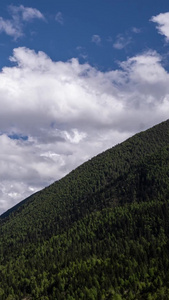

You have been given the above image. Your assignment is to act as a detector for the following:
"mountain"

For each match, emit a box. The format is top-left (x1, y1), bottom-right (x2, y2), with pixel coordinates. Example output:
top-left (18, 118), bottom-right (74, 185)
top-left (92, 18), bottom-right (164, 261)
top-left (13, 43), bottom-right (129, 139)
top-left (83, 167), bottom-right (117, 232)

top-left (1, 120), bottom-right (169, 299)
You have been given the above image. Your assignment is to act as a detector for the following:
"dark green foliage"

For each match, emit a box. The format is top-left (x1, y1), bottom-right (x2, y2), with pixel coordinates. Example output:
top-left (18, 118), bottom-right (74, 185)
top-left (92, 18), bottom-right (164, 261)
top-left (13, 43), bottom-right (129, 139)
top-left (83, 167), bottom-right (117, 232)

top-left (1, 119), bottom-right (169, 299)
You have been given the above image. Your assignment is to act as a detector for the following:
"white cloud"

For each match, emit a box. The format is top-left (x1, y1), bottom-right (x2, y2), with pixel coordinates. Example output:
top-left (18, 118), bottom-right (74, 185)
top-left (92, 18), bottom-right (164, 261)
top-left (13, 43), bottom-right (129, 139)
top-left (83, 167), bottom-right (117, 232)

top-left (0, 47), bottom-right (169, 214)
top-left (9, 5), bottom-right (45, 22)
top-left (132, 27), bottom-right (141, 34)
top-left (0, 5), bottom-right (45, 40)
top-left (55, 12), bottom-right (64, 25)
top-left (151, 12), bottom-right (169, 41)
top-left (0, 17), bottom-right (22, 39)
top-left (113, 34), bottom-right (132, 49)
top-left (92, 34), bottom-right (101, 45)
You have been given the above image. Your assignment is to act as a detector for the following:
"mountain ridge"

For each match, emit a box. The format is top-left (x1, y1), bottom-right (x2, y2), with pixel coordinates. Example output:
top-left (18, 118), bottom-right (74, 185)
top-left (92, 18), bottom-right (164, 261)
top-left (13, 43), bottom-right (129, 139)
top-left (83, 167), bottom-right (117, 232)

top-left (0, 119), bottom-right (169, 299)
top-left (1, 119), bottom-right (169, 221)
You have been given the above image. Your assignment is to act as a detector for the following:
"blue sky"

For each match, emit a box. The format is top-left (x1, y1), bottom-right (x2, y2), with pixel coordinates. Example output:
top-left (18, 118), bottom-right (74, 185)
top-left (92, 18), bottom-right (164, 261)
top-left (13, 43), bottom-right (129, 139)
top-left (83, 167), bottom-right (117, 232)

top-left (0, 0), bottom-right (169, 70)
top-left (0, 0), bottom-right (169, 214)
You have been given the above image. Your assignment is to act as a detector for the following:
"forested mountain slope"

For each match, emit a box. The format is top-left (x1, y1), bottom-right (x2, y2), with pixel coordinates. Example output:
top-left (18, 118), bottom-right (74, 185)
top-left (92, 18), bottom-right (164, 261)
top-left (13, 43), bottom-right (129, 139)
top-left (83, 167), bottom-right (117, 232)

top-left (0, 120), bottom-right (169, 299)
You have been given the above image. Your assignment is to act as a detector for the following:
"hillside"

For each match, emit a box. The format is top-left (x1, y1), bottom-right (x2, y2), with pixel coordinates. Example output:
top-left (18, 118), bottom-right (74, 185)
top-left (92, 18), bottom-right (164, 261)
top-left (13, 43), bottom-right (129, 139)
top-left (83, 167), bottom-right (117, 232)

top-left (0, 120), bottom-right (169, 299)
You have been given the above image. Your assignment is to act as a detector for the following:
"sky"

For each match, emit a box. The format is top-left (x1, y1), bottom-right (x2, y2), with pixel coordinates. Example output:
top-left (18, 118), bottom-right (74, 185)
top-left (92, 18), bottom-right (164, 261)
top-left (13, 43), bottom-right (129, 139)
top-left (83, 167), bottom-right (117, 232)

top-left (0, 0), bottom-right (169, 214)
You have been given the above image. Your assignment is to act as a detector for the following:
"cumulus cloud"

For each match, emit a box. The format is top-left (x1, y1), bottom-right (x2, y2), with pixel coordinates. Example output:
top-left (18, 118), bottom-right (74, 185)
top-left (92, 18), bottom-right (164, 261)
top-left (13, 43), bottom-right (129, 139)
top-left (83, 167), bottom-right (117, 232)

top-left (92, 34), bottom-right (101, 45)
top-left (0, 5), bottom-right (45, 39)
top-left (0, 47), bottom-right (169, 214)
top-left (151, 12), bottom-right (169, 41)
top-left (55, 12), bottom-right (64, 25)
